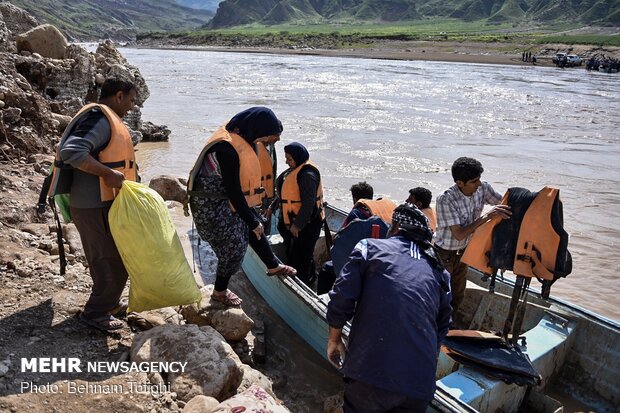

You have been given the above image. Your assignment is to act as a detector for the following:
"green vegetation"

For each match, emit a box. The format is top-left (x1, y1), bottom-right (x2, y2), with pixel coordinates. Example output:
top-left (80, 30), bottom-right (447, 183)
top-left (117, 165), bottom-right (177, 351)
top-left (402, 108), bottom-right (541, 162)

top-left (535, 35), bottom-right (620, 47)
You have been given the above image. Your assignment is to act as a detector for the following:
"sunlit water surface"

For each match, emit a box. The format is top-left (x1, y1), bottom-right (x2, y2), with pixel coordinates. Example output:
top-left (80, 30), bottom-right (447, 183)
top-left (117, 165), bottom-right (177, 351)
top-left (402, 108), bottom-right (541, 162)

top-left (122, 47), bottom-right (620, 322)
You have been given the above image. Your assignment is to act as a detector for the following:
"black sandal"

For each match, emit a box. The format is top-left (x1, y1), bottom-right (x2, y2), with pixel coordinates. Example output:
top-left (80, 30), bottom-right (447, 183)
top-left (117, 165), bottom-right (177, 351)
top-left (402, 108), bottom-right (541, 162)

top-left (79, 312), bottom-right (124, 333)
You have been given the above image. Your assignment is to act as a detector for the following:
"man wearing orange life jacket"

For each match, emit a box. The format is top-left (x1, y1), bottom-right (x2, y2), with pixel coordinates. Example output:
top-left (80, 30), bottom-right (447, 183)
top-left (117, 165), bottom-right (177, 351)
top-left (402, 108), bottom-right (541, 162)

top-left (340, 181), bottom-right (374, 229)
top-left (50, 77), bottom-right (138, 333)
top-left (275, 142), bottom-right (325, 286)
top-left (407, 187), bottom-right (437, 233)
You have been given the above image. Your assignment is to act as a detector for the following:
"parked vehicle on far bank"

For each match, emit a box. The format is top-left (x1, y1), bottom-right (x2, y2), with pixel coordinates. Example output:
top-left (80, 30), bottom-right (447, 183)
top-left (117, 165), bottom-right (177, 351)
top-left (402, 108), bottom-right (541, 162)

top-left (552, 52), bottom-right (583, 68)
top-left (552, 52), bottom-right (567, 65)
top-left (567, 55), bottom-right (582, 66)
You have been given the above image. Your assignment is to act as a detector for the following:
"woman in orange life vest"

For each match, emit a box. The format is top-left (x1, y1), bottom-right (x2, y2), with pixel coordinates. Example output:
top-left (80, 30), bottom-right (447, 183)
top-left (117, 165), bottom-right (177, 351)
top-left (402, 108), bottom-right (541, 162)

top-left (188, 107), bottom-right (296, 307)
top-left (274, 142), bottom-right (325, 286)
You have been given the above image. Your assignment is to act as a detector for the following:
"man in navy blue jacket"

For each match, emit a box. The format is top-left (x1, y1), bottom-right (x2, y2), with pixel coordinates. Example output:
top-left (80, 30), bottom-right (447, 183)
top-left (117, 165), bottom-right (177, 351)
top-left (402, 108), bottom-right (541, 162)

top-left (327, 203), bottom-right (452, 413)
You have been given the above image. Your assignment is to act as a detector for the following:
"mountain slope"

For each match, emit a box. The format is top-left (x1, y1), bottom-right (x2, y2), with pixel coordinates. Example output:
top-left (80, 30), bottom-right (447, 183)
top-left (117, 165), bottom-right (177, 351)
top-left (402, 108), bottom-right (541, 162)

top-left (7, 0), bottom-right (213, 40)
top-left (175, 0), bottom-right (221, 12)
top-left (208, 0), bottom-right (620, 28)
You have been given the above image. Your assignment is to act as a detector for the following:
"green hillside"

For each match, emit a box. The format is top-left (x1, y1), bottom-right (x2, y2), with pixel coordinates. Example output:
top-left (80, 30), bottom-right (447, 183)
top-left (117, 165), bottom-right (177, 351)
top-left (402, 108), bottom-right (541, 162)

top-left (7, 0), bottom-right (213, 40)
top-left (207, 0), bottom-right (620, 28)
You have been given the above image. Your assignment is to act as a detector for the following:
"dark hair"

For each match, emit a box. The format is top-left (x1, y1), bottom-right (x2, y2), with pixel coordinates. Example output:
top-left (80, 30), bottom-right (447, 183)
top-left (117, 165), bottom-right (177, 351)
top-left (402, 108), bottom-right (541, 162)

top-left (350, 181), bottom-right (373, 201)
top-left (408, 187), bottom-right (432, 208)
top-left (99, 77), bottom-right (136, 100)
top-left (451, 157), bottom-right (484, 183)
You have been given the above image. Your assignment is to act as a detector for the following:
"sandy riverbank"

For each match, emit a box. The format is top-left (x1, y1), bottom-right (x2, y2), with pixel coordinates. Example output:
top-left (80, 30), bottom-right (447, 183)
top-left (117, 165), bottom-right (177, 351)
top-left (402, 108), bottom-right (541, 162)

top-left (135, 38), bottom-right (620, 67)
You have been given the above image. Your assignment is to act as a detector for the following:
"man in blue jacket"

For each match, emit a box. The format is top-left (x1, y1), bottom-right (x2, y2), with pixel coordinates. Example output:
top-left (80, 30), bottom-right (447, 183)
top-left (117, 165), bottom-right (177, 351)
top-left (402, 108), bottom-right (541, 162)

top-left (327, 203), bottom-right (452, 412)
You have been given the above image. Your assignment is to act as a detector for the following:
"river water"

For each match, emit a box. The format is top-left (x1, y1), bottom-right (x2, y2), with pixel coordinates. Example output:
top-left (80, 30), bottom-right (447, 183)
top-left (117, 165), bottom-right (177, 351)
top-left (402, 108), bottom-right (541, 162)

top-left (121, 47), bottom-right (620, 323)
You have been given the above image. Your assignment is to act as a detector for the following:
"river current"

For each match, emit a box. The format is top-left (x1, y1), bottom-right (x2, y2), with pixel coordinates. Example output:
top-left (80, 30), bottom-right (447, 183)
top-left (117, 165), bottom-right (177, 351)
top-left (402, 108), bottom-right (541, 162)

top-left (121, 47), bottom-right (620, 322)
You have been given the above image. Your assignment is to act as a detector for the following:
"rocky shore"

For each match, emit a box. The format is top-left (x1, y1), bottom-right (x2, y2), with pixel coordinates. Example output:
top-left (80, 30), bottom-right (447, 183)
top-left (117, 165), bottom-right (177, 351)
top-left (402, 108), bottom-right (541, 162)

top-left (0, 4), bottom-right (343, 413)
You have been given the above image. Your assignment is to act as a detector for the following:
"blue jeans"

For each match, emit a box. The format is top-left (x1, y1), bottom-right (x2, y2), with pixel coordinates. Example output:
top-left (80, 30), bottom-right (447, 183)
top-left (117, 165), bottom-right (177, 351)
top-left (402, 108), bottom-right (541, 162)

top-left (344, 378), bottom-right (430, 413)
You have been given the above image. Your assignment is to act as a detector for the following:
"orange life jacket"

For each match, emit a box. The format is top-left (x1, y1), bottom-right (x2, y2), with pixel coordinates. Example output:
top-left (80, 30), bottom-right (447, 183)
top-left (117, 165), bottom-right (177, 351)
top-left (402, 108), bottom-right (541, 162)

top-left (256, 142), bottom-right (275, 200)
top-left (421, 207), bottom-right (437, 233)
top-left (280, 161), bottom-right (324, 226)
top-left (187, 126), bottom-right (263, 212)
top-left (354, 198), bottom-right (397, 224)
top-left (461, 187), bottom-right (571, 281)
top-left (48, 103), bottom-right (137, 202)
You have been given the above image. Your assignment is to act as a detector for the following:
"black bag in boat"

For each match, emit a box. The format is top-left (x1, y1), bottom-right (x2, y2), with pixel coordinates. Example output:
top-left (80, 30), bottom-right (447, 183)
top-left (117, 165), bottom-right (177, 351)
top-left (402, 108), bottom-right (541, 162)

top-left (443, 330), bottom-right (542, 386)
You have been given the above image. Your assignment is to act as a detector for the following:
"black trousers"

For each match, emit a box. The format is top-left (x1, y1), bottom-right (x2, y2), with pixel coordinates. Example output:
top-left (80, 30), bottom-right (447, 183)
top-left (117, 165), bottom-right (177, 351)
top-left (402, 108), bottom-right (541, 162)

top-left (344, 378), bottom-right (430, 413)
top-left (279, 213), bottom-right (323, 286)
top-left (71, 205), bottom-right (129, 318)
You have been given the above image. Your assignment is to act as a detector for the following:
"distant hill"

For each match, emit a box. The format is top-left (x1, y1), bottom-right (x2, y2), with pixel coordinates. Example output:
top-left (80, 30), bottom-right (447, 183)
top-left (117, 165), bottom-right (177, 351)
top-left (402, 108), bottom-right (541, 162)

top-left (208, 0), bottom-right (620, 28)
top-left (175, 0), bottom-right (221, 12)
top-left (6, 0), bottom-right (214, 40)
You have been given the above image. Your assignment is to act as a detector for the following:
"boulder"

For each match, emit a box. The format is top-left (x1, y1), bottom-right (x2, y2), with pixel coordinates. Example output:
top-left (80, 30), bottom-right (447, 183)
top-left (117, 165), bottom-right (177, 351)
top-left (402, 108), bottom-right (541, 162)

top-left (62, 223), bottom-right (84, 257)
top-left (182, 395), bottom-right (220, 413)
top-left (20, 223), bottom-right (50, 238)
top-left (181, 285), bottom-right (255, 341)
top-left (0, 3), bottom-right (38, 45)
top-left (212, 385), bottom-right (290, 413)
top-left (237, 364), bottom-right (274, 396)
top-left (16, 24), bottom-right (67, 59)
top-left (128, 307), bottom-right (184, 331)
top-left (149, 175), bottom-right (187, 203)
top-left (51, 112), bottom-right (71, 130)
top-left (0, 12), bottom-right (11, 53)
top-left (96, 40), bottom-right (150, 105)
top-left (324, 392), bottom-right (344, 413)
top-left (141, 120), bottom-right (171, 141)
top-left (131, 324), bottom-right (243, 402)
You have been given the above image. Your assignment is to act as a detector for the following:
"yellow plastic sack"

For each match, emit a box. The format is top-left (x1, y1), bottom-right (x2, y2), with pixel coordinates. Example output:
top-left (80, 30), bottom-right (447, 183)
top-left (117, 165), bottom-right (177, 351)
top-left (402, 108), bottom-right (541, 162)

top-left (109, 180), bottom-right (201, 313)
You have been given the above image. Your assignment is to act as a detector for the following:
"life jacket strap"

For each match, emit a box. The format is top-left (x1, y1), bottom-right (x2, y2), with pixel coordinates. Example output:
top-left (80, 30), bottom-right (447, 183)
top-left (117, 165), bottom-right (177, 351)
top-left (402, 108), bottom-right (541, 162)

top-left (48, 197), bottom-right (66, 276)
top-left (515, 242), bottom-right (555, 280)
top-left (102, 160), bottom-right (135, 169)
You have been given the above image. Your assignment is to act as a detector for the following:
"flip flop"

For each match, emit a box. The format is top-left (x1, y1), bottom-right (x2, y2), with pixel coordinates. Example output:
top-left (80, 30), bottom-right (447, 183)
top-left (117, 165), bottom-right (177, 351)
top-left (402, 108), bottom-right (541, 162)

top-left (79, 312), bottom-right (124, 333)
top-left (211, 290), bottom-right (243, 307)
top-left (266, 264), bottom-right (297, 277)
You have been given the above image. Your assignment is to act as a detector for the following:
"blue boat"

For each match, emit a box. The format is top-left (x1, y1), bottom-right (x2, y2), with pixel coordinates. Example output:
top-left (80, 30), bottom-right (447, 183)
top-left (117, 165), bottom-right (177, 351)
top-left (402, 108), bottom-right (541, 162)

top-left (242, 203), bottom-right (619, 412)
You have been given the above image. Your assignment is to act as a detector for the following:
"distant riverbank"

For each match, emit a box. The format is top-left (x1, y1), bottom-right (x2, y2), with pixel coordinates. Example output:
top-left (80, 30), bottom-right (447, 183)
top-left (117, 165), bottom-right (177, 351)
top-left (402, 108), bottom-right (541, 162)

top-left (134, 36), bottom-right (620, 67)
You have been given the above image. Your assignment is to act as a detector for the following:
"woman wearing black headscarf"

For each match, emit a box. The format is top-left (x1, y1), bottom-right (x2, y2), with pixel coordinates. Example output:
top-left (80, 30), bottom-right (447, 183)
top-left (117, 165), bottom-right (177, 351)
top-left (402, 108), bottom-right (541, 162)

top-left (274, 142), bottom-right (325, 286)
top-left (187, 107), bottom-right (296, 306)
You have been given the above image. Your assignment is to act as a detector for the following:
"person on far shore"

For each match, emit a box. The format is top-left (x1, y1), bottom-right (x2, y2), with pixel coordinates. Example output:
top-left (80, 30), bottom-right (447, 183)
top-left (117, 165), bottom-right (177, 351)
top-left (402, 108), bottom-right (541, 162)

top-left (406, 186), bottom-right (437, 233)
top-left (274, 142), bottom-right (324, 286)
top-left (435, 157), bottom-right (511, 316)
top-left (187, 107), bottom-right (297, 307)
top-left (327, 203), bottom-right (452, 413)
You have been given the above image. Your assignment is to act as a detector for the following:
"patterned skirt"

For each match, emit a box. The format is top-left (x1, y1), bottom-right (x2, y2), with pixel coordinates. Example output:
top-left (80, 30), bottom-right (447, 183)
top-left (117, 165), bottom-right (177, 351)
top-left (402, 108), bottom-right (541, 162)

top-left (189, 174), bottom-right (249, 280)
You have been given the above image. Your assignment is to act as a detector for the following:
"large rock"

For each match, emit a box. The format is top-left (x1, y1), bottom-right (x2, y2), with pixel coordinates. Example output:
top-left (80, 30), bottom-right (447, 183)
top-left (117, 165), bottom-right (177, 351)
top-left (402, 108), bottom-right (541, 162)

top-left (212, 385), bottom-right (290, 413)
top-left (128, 307), bottom-right (184, 331)
top-left (131, 324), bottom-right (244, 402)
top-left (0, 2), bottom-right (38, 42)
top-left (16, 24), bottom-right (67, 59)
top-left (0, 10), bottom-right (11, 53)
top-left (181, 285), bottom-right (255, 341)
top-left (62, 223), bottom-right (84, 257)
top-left (141, 120), bottom-right (171, 141)
top-left (149, 175), bottom-right (187, 203)
top-left (182, 395), bottom-right (220, 413)
top-left (237, 364), bottom-right (274, 396)
top-left (96, 40), bottom-right (149, 105)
